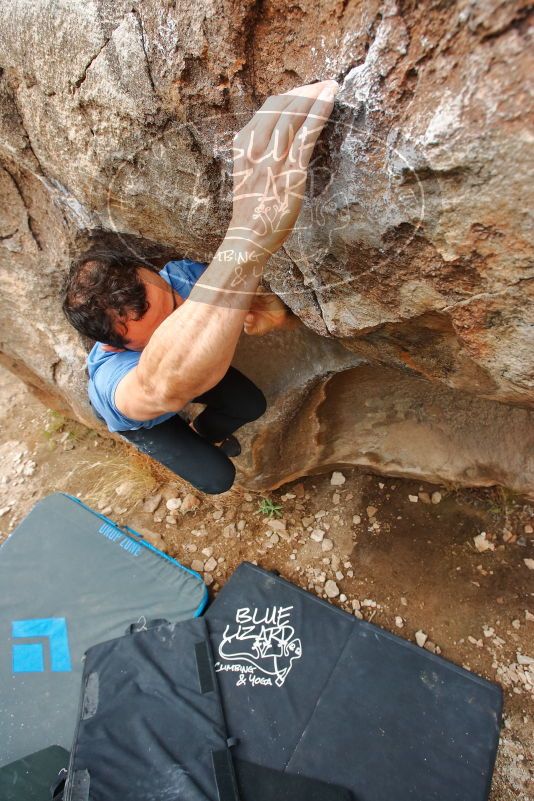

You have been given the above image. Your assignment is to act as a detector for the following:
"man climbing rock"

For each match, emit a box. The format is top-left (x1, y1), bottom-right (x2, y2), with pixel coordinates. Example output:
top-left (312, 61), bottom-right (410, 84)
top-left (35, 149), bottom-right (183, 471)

top-left (62, 80), bottom-right (339, 494)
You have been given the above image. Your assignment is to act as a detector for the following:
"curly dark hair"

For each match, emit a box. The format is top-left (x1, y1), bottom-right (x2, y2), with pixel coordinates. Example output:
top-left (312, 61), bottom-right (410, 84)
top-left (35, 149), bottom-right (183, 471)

top-left (62, 253), bottom-right (160, 348)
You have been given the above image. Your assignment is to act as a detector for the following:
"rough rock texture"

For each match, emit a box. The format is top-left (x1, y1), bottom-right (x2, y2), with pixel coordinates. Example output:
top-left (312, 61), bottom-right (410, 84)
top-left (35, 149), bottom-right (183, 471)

top-left (0, 0), bottom-right (532, 493)
top-left (231, 328), bottom-right (534, 497)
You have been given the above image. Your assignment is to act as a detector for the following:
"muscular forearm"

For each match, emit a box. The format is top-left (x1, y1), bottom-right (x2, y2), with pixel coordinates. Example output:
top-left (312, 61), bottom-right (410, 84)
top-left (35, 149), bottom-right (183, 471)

top-left (129, 80), bottom-right (338, 412)
top-left (136, 234), bottom-right (268, 406)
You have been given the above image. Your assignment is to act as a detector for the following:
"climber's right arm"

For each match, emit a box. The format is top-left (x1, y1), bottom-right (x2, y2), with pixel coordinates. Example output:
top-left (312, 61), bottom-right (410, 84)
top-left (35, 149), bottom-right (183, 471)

top-left (114, 240), bottom-right (270, 420)
top-left (114, 80), bottom-right (339, 421)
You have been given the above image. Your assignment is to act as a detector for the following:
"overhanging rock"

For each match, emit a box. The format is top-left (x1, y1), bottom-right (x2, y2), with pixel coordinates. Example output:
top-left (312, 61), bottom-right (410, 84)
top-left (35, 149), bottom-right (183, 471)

top-left (231, 327), bottom-right (534, 498)
top-left (0, 0), bottom-right (532, 495)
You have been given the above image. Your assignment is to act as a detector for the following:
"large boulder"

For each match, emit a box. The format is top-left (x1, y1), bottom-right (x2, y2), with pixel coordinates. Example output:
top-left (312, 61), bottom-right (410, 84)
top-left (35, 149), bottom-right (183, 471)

top-left (0, 0), bottom-right (532, 494)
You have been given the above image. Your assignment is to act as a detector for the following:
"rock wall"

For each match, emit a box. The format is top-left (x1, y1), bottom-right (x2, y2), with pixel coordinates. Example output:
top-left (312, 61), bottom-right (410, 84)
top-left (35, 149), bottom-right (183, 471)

top-left (0, 0), bottom-right (532, 494)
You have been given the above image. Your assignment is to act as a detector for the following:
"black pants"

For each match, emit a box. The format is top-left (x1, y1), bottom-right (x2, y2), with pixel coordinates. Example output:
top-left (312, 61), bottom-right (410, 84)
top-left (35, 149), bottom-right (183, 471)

top-left (119, 367), bottom-right (267, 495)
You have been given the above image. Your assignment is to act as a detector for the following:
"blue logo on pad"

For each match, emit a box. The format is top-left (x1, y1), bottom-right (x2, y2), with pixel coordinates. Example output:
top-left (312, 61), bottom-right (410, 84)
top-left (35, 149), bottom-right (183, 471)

top-left (12, 618), bottom-right (72, 673)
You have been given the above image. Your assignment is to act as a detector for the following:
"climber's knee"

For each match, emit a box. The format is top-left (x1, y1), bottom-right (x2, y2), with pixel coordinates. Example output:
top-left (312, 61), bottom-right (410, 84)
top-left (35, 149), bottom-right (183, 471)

top-left (241, 385), bottom-right (267, 423)
top-left (199, 457), bottom-right (236, 495)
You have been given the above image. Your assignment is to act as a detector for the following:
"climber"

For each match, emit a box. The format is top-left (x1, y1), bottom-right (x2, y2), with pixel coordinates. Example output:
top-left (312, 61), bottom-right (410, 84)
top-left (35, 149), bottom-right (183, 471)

top-left (62, 79), bottom-right (339, 494)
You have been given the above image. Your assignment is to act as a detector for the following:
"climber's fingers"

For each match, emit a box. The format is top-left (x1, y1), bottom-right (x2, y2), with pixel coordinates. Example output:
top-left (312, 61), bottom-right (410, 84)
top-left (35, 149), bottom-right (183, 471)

top-left (233, 92), bottom-right (295, 166)
top-left (233, 81), bottom-right (338, 168)
top-left (286, 81), bottom-right (338, 170)
top-left (263, 81), bottom-right (339, 166)
top-left (229, 81), bottom-right (339, 256)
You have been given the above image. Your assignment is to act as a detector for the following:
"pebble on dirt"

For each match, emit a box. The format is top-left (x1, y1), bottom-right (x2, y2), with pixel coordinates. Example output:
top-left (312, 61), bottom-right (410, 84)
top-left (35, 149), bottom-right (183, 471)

top-left (324, 580), bottom-right (340, 598)
top-left (415, 630), bottom-right (428, 648)
top-left (322, 538), bottom-right (334, 552)
top-left (181, 493), bottom-right (201, 512)
top-left (166, 497), bottom-right (182, 511)
top-left (143, 494), bottom-right (162, 514)
top-left (204, 556), bottom-right (218, 573)
top-left (330, 471), bottom-right (346, 486)
top-left (474, 532), bottom-right (495, 553)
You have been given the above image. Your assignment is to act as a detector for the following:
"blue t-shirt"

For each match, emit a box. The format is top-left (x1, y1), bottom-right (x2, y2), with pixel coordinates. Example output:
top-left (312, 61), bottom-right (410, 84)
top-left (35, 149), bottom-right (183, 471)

top-left (87, 258), bottom-right (207, 432)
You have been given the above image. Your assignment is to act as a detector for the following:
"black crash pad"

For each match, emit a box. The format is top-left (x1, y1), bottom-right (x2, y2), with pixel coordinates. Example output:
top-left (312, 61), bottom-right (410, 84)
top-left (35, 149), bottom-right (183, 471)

top-left (206, 562), bottom-right (502, 801)
top-left (63, 616), bottom-right (354, 801)
top-left (0, 745), bottom-right (68, 801)
top-left (64, 618), bottom-right (237, 801)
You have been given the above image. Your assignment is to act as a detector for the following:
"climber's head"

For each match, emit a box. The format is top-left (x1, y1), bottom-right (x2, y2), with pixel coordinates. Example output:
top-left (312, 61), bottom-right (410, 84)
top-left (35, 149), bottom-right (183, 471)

top-left (62, 255), bottom-right (178, 351)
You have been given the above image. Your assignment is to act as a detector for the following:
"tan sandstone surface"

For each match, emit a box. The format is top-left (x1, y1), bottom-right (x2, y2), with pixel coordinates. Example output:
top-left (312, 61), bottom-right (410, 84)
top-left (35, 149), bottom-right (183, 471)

top-left (0, 0), bottom-right (532, 493)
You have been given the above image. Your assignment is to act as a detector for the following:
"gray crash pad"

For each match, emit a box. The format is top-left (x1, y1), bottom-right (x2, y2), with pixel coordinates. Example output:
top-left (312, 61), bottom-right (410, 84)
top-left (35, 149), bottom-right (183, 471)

top-left (0, 492), bottom-right (207, 765)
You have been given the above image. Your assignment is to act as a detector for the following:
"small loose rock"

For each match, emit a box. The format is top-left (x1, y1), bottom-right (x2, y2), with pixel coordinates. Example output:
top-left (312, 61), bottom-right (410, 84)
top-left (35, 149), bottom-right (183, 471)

top-left (324, 580), bottom-right (340, 598)
top-left (181, 493), bottom-right (201, 512)
top-left (330, 471), bottom-right (346, 486)
top-left (321, 538), bottom-right (334, 552)
top-left (166, 497), bottom-right (182, 511)
top-left (204, 556), bottom-right (217, 573)
top-left (143, 494), bottom-right (162, 514)
top-left (474, 532), bottom-right (495, 553)
top-left (415, 630), bottom-right (428, 648)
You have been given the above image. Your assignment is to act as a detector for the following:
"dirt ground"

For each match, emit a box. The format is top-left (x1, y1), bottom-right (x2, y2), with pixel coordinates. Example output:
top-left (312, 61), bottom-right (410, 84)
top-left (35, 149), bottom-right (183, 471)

top-left (0, 364), bottom-right (532, 799)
